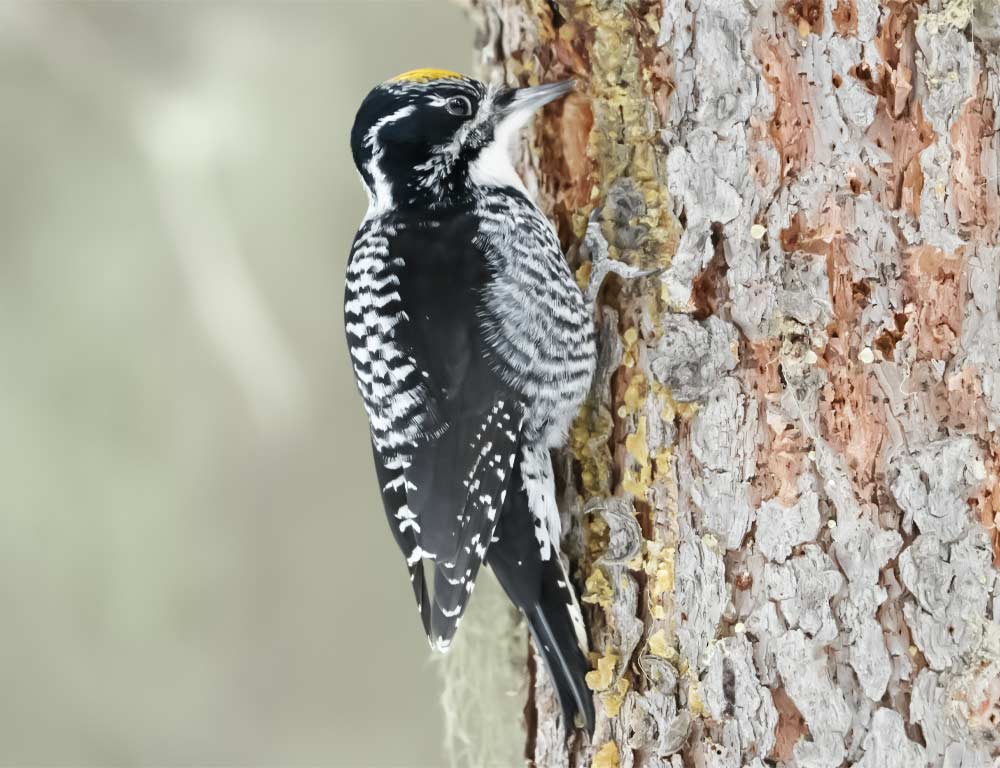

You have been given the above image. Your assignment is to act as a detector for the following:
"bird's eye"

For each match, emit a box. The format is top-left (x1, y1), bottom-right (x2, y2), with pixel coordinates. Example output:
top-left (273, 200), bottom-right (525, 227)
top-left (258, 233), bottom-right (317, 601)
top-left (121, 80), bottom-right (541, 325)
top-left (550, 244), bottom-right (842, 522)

top-left (445, 96), bottom-right (473, 117)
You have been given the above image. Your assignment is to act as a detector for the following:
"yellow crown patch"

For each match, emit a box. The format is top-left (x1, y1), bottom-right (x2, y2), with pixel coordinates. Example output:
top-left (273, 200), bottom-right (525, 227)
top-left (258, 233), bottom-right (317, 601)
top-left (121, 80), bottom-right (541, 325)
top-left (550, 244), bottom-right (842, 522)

top-left (389, 68), bottom-right (463, 83)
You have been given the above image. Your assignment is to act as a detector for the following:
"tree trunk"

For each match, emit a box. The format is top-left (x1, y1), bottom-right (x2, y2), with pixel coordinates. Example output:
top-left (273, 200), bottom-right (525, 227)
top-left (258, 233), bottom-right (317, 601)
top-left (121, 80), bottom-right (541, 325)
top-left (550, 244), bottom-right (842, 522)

top-left (453, 1), bottom-right (1000, 766)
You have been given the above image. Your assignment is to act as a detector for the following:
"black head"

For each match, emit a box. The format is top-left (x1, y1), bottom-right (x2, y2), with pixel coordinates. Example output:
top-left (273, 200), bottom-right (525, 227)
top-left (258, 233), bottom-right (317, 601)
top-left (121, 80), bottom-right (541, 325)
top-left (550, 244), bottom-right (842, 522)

top-left (350, 69), bottom-right (574, 214)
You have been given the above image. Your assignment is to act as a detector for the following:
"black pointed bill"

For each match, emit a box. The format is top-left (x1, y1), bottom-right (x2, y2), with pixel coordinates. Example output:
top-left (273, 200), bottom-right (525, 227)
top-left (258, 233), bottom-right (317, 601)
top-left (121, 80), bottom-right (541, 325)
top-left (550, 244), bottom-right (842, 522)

top-left (501, 80), bottom-right (575, 117)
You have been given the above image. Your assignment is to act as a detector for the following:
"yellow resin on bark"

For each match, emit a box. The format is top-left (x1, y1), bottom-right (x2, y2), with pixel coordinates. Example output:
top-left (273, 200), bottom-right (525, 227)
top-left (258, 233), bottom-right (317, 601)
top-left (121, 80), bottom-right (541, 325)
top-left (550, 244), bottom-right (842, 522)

top-left (585, 650), bottom-right (619, 691)
top-left (592, 741), bottom-right (621, 768)
top-left (582, 567), bottom-right (613, 610)
top-left (601, 677), bottom-right (630, 717)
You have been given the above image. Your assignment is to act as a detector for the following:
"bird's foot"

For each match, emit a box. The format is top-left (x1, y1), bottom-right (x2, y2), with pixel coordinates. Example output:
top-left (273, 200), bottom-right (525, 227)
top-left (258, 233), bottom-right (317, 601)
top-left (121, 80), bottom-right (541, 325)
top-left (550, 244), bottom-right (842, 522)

top-left (581, 206), bottom-right (663, 303)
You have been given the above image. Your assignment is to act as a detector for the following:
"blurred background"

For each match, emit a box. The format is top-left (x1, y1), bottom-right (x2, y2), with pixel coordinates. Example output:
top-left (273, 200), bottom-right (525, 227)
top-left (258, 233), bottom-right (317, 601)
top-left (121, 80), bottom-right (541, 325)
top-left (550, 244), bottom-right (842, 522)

top-left (0, 1), bottom-right (475, 764)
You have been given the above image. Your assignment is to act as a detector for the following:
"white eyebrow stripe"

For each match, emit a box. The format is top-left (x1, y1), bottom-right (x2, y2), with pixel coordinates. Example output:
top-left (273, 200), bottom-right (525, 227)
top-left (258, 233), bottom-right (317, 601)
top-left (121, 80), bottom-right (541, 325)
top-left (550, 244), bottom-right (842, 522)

top-left (364, 104), bottom-right (416, 146)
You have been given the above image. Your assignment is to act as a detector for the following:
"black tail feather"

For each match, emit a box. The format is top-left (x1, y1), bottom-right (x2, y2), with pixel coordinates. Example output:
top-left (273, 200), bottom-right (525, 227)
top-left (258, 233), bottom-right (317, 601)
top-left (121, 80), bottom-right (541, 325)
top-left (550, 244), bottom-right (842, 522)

top-left (526, 598), bottom-right (595, 736)
top-left (486, 459), bottom-right (594, 735)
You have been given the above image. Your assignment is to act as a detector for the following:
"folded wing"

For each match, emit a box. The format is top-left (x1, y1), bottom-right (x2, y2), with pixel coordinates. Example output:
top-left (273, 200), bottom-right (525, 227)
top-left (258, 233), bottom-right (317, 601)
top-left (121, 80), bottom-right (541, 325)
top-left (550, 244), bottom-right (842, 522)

top-left (369, 208), bottom-right (523, 651)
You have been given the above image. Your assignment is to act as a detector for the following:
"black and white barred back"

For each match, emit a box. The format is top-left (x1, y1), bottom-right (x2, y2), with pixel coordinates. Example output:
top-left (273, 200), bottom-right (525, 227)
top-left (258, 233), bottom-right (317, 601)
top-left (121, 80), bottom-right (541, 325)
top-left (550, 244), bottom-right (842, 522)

top-left (345, 186), bottom-right (595, 561)
top-left (345, 70), bottom-right (596, 733)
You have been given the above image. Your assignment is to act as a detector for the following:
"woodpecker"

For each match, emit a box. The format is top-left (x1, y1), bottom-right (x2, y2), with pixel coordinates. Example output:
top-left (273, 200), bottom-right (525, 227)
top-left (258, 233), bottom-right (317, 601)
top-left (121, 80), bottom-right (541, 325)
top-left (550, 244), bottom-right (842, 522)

top-left (345, 69), bottom-right (596, 734)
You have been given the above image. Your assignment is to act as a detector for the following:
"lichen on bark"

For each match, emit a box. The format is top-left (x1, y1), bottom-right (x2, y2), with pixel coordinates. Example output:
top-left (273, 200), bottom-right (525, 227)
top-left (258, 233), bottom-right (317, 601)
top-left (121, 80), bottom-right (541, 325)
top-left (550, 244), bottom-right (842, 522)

top-left (455, 0), bottom-right (1000, 766)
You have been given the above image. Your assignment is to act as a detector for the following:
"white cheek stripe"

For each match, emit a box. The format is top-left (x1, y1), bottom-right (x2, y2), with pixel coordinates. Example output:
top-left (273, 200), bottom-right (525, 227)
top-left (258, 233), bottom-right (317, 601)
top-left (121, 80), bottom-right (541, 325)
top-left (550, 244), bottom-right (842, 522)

top-left (364, 105), bottom-right (416, 219)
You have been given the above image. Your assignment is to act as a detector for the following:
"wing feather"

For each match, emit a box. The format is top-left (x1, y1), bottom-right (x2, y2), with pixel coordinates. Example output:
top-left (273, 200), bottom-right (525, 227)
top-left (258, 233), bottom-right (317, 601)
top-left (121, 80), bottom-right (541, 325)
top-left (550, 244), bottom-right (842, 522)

top-left (371, 445), bottom-right (432, 636)
top-left (419, 399), bottom-right (523, 650)
top-left (365, 206), bottom-right (525, 651)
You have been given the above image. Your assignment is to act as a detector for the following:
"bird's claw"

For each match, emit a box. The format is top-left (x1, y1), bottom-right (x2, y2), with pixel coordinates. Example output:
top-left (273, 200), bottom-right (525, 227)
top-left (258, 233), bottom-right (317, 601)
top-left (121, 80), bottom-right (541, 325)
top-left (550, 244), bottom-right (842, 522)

top-left (582, 206), bottom-right (662, 303)
top-left (604, 262), bottom-right (665, 280)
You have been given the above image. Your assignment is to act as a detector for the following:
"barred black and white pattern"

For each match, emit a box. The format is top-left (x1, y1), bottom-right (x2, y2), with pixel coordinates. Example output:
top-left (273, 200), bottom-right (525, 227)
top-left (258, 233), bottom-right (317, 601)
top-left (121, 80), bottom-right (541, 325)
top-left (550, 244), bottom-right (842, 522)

top-left (478, 191), bottom-right (596, 447)
top-left (345, 71), bottom-right (597, 732)
top-left (344, 219), bottom-right (442, 470)
top-left (475, 190), bottom-right (595, 561)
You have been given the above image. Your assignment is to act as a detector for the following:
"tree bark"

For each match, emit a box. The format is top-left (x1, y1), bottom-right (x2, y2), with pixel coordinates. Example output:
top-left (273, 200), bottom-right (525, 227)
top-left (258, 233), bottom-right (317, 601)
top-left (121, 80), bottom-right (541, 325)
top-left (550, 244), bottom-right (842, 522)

top-left (455, 0), bottom-right (1000, 766)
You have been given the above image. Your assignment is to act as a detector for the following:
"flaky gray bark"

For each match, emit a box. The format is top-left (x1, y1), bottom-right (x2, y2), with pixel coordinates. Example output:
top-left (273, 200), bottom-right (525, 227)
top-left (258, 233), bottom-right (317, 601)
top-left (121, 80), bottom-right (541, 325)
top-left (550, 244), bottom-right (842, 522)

top-left (448, 0), bottom-right (1000, 766)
